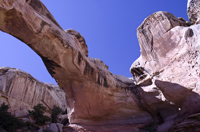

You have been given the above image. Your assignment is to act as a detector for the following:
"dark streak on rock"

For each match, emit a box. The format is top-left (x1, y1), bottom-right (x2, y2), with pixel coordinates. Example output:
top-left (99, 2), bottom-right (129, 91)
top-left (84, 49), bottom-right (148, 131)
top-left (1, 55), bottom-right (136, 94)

top-left (84, 61), bottom-right (94, 76)
top-left (28, 0), bottom-right (62, 29)
top-left (36, 20), bottom-right (49, 34)
top-left (84, 61), bottom-right (90, 75)
top-left (185, 28), bottom-right (194, 39)
top-left (103, 78), bottom-right (108, 87)
top-left (97, 72), bottom-right (109, 88)
top-left (78, 51), bottom-right (83, 65)
top-left (50, 29), bottom-right (70, 48)
top-left (41, 56), bottom-right (61, 76)
top-left (0, 68), bottom-right (9, 76)
top-left (5, 74), bottom-right (16, 95)
top-left (97, 74), bottom-right (101, 85)
top-left (140, 28), bottom-right (150, 44)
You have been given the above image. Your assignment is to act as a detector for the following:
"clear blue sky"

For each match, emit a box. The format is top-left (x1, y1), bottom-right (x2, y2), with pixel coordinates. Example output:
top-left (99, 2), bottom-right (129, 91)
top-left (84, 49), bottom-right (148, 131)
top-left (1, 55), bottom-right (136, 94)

top-left (0, 0), bottom-right (188, 85)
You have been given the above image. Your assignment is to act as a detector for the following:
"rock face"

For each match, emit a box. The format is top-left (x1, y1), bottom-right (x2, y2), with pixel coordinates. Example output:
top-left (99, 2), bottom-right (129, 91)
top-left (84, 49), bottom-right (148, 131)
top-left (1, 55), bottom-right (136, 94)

top-left (131, 11), bottom-right (190, 82)
top-left (65, 29), bottom-right (88, 57)
top-left (187, 0), bottom-right (200, 24)
top-left (0, 0), bottom-right (148, 127)
top-left (1, 0), bottom-right (200, 131)
top-left (0, 67), bottom-right (67, 116)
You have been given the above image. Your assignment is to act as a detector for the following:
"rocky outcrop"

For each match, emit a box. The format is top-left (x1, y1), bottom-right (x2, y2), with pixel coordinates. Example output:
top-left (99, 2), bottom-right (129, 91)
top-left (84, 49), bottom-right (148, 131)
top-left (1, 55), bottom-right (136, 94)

top-left (65, 29), bottom-right (88, 57)
top-left (130, 0), bottom-right (200, 131)
top-left (187, 0), bottom-right (200, 24)
top-left (1, 0), bottom-right (200, 131)
top-left (131, 11), bottom-right (191, 83)
top-left (0, 67), bottom-right (67, 116)
top-left (0, 0), bottom-right (150, 128)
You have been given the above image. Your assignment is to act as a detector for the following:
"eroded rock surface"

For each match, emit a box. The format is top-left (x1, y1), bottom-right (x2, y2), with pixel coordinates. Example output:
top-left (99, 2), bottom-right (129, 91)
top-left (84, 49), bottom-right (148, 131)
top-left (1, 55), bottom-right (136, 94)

top-left (0, 0), bottom-right (151, 128)
top-left (129, 0), bottom-right (200, 131)
top-left (1, 0), bottom-right (200, 131)
top-left (0, 67), bottom-right (67, 117)
top-left (65, 29), bottom-right (88, 57)
top-left (131, 11), bottom-right (190, 83)
top-left (187, 0), bottom-right (200, 24)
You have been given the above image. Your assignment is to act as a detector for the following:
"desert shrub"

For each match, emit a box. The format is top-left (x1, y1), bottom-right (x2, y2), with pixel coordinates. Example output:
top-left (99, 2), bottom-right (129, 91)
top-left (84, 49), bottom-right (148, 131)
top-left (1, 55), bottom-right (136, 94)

top-left (0, 103), bottom-right (24, 132)
top-left (51, 105), bottom-right (62, 123)
top-left (22, 121), bottom-right (40, 131)
top-left (28, 104), bottom-right (51, 125)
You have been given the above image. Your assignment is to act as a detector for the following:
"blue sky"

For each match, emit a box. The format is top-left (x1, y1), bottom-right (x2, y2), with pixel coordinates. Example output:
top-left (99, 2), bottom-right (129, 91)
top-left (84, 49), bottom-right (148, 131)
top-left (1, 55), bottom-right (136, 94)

top-left (0, 0), bottom-right (188, 85)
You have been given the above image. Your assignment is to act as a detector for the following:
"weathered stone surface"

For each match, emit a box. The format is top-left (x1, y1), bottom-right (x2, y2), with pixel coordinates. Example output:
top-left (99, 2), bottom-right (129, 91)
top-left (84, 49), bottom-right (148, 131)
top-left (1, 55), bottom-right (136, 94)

top-left (0, 0), bottom-right (153, 128)
top-left (1, 0), bottom-right (200, 131)
top-left (49, 123), bottom-right (59, 132)
top-left (21, 118), bottom-right (35, 123)
top-left (130, 1), bottom-right (200, 131)
top-left (65, 29), bottom-right (88, 57)
top-left (131, 11), bottom-right (190, 83)
top-left (14, 109), bottom-right (29, 118)
top-left (0, 67), bottom-right (67, 114)
top-left (187, 0), bottom-right (200, 24)
top-left (56, 123), bottom-right (63, 132)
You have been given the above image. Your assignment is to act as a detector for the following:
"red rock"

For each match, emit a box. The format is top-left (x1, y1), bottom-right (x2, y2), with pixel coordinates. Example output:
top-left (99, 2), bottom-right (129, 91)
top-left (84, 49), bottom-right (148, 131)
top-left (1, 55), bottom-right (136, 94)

top-left (1, 0), bottom-right (200, 131)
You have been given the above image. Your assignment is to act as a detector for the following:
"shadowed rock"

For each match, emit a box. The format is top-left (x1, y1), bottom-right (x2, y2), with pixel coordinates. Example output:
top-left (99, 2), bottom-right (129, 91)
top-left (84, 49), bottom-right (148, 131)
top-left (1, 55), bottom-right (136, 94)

top-left (1, 0), bottom-right (200, 131)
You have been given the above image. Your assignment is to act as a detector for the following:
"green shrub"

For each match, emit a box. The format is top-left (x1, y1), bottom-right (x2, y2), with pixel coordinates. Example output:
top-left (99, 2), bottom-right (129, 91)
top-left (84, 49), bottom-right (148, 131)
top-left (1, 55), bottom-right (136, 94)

top-left (28, 104), bottom-right (51, 125)
top-left (196, 115), bottom-right (200, 121)
top-left (51, 105), bottom-right (62, 123)
top-left (22, 121), bottom-right (39, 131)
top-left (0, 103), bottom-right (24, 132)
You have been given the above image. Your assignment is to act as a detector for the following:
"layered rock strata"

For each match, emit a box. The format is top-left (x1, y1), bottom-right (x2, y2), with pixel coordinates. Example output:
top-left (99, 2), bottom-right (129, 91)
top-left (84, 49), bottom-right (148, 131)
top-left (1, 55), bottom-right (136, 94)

top-left (0, 67), bottom-right (67, 117)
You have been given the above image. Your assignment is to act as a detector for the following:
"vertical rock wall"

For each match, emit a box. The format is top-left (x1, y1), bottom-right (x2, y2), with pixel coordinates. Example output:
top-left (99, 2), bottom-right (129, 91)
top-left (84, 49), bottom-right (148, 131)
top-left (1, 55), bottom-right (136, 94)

top-left (0, 67), bottom-right (67, 116)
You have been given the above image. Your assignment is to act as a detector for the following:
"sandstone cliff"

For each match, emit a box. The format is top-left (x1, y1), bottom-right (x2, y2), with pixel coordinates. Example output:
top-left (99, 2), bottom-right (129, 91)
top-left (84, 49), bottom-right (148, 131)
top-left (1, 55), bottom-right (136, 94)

top-left (1, 0), bottom-right (200, 132)
top-left (0, 67), bottom-right (67, 117)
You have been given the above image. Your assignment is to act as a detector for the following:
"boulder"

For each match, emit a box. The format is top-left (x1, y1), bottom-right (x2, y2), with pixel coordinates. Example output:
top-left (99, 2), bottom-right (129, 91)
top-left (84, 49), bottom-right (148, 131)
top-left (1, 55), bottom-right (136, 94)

top-left (21, 118), bottom-right (35, 123)
top-left (49, 123), bottom-right (59, 132)
top-left (14, 110), bottom-right (29, 118)
top-left (56, 123), bottom-right (63, 132)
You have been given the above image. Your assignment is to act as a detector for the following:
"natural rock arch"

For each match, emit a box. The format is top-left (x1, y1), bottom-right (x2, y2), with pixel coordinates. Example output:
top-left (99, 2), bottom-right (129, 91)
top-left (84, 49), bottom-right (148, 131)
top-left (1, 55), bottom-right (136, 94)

top-left (1, 0), bottom-right (200, 131)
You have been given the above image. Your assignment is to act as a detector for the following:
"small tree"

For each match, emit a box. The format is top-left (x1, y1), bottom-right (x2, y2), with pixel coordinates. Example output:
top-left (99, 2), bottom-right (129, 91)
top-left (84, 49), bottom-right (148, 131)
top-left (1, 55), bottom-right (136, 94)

top-left (0, 103), bottom-right (24, 132)
top-left (28, 104), bottom-right (51, 125)
top-left (51, 105), bottom-right (62, 123)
